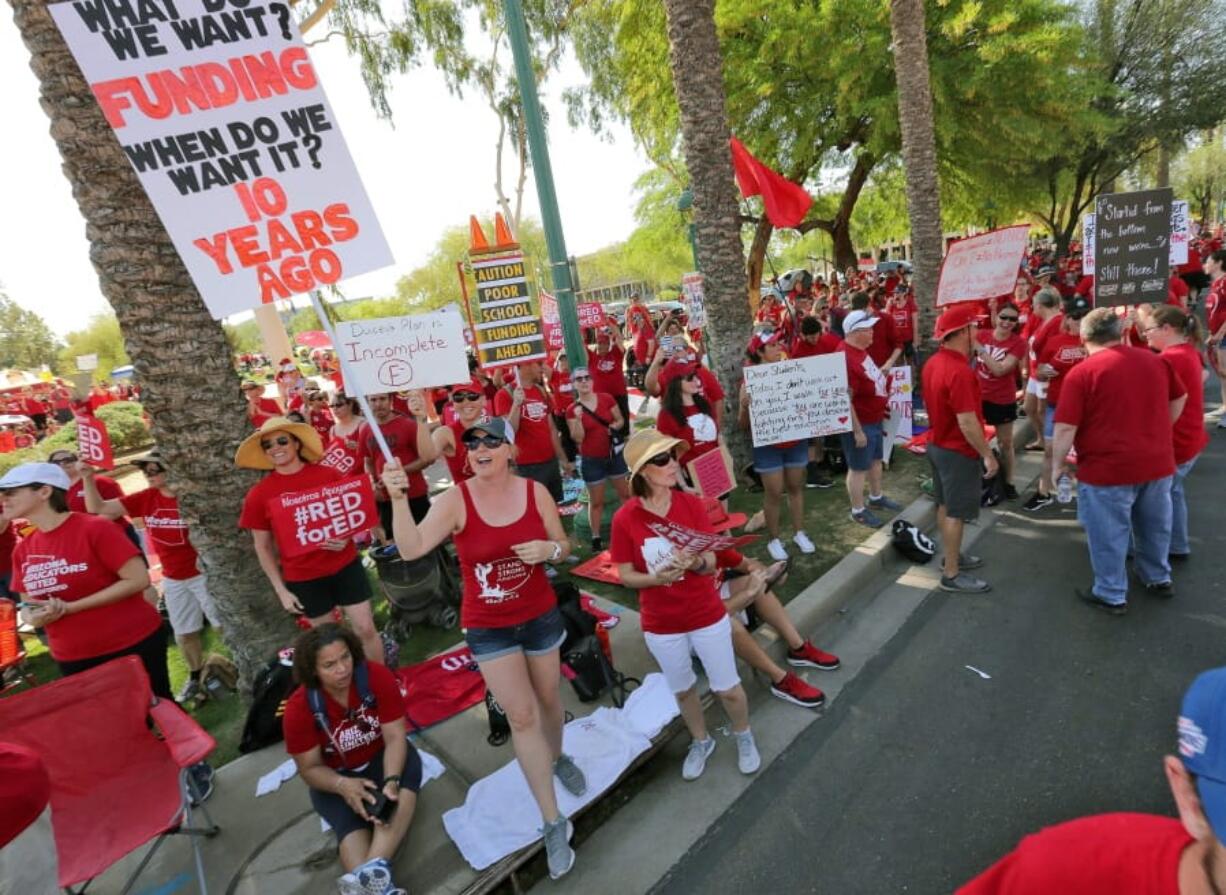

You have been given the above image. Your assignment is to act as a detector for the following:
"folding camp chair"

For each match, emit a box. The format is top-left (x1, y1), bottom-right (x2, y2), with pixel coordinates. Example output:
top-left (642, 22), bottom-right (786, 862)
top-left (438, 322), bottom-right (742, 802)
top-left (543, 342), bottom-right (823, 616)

top-left (0, 602), bottom-right (36, 694)
top-left (0, 655), bottom-right (220, 894)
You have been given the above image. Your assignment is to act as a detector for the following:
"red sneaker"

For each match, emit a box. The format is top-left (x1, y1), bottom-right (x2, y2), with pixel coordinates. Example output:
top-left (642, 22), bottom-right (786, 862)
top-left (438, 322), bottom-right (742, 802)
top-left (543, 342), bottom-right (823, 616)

top-left (787, 641), bottom-right (841, 670)
top-left (770, 672), bottom-right (826, 708)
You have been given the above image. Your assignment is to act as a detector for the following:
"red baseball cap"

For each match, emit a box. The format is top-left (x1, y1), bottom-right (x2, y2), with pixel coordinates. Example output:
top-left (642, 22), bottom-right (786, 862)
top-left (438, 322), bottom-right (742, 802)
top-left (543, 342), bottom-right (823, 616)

top-left (449, 379), bottom-right (485, 396)
top-left (933, 303), bottom-right (981, 341)
top-left (659, 359), bottom-right (699, 390)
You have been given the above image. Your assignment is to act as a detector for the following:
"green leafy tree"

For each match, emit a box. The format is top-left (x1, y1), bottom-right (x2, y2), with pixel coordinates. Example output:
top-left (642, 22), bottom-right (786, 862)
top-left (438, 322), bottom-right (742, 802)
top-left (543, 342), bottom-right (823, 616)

top-left (1175, 133), bottom-right (1226, 225)
top-left (56, 313), bottom-right (129, 381)
top-left (0, 290), bottom-right (60, 370)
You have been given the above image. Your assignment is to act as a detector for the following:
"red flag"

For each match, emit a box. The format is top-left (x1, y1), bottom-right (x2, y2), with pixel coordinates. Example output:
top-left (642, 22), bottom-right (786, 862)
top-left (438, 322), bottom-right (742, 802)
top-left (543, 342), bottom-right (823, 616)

top-left (729, 137), bottom-right (812, 229)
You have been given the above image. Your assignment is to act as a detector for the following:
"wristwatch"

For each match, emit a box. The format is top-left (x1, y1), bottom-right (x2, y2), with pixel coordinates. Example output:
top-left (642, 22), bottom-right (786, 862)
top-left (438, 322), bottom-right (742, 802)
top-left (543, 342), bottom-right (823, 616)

top-left (548, 541), bottom-right (563, 562)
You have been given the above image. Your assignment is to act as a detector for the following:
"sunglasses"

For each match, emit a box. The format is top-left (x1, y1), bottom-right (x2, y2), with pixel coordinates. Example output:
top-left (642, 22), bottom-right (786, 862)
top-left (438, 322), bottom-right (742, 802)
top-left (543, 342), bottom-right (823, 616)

top-left (462, 433), bottom-right (506, 450)
top-left (330, 401), bottom-right (347, 408)
top-left (142, 466), bottom-right (165, 476)
top-left (998, 315), bottom-right (1019, 322)
top-left (260, 435), bottom-right (293, 450)
top-left (50, 456), bottom-right (77, 465)
top-left (451, 392), bottom-right (482, 404)
top-left (645, 451), bottom-right (675, 467)
top-left (572, 374), bottom-right (592, 382)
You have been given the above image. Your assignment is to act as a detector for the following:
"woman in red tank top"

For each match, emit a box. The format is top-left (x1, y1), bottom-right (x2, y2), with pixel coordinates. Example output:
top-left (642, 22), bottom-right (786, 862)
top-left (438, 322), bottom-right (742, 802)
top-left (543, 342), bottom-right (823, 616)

top-left (430, 380), bottom-right (489, 484)
top-left (381, 417), bottom-right (582, 880)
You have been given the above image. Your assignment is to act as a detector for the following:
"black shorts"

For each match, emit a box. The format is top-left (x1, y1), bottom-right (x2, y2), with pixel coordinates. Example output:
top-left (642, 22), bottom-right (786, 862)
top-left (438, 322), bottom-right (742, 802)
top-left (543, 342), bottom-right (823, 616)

top-left (377, 495), bottom-right (431, 537)
top-left (309, 744), bottom-right (424, 845)
top-left (982, 400), bottom-right (1018, 426)
top-left (516, 459), bottom-right (563, 503)
top-left (286, 558), bottom-right (373, 620)
top-left (901, 341), bottom-right (916, 361)
top-left (58, 625), bottom-right (171, 701)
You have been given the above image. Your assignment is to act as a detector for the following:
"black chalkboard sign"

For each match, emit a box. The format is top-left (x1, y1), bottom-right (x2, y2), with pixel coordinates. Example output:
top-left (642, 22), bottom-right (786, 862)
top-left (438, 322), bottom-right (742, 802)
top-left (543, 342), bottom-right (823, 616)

top-left (1094, 188), bottom-right (1172, 307)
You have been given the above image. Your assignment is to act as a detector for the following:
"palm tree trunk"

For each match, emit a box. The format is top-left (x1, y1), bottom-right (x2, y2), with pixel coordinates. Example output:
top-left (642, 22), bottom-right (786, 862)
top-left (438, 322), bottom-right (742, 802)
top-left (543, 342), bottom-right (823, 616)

top-left (889, 0), bottom-right (944, 339)
top-left (661, 0), bottom-right (753, 468)
top-left (10, 0), bottom-right (297, 688)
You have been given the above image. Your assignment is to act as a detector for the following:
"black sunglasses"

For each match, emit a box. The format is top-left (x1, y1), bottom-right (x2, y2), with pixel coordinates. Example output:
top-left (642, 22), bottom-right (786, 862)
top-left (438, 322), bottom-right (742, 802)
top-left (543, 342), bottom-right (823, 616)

top-left (51, 456), bottom-right (77, 465)
top-left (462, 433), bottom-right (506, 450)
top-left (329, 401), bottom-right (347, 408)
top-left (998, 315), bottom-right (1019, 322)
top-left (260, 435), bottom-right (293, 450)
top-left (646, 451), bottom-right (675, 467)
top-left (452, 392), bottom-right (482, 404)
top-left (572, 374), bottom-right (592, 381)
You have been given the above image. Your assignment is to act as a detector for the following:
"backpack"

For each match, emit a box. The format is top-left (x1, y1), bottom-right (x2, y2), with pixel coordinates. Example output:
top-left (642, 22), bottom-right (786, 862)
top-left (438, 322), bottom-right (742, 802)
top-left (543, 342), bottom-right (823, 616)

top-left (555, 581), bottom-right (597, 655)
top-left (891, 519), bottom-right (936, 565)
top-left (563, 634), bottom-right (639, 708)
top-left (306, 662), bottom-right (375, 770)
top-left (823, 435), bottom-right (848, 474)
top-left (981, 450), bottom-right (1007, 507)
top-left (238, 658), bottom-right (297, 754)
top-left (199, 653), bottom-right (238, 699)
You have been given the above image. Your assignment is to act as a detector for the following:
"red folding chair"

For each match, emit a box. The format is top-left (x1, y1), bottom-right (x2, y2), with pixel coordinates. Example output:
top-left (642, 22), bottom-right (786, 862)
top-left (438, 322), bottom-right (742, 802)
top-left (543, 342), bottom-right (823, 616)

top-left (0, 655), bottom-right (220, 894)
top-left (0, 601), bottom-right (37, 694)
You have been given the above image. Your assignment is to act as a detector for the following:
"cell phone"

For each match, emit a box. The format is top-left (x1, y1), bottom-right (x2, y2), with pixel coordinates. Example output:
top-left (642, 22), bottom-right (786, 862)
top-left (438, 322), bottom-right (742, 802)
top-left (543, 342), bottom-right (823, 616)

top-left (369, 790), bottom-right (396, 823)
top-left (659, 335), bottom-right (674, 353)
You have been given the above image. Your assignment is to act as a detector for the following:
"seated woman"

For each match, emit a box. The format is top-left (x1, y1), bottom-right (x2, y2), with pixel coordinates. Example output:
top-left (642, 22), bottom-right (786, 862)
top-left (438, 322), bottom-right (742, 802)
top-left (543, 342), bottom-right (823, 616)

top-left (282, 623), bottom-right (421, 895)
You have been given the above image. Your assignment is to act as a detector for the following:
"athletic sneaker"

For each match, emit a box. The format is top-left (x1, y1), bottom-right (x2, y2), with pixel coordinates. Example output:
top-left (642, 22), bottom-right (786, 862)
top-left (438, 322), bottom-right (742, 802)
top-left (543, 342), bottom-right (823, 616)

top-left (787, 641), bottom-right (841, 670)
top-left (188, 762), bottom-right (214, 805)
top-left (540, 816), bottom-right (575, 880)
top-left (1022, 491), bottom-right (1054, 511)
top-left (682, 737), bottom-right (716, 781)
top-left (337, 860), bottom-right (392, 895)
top-left (867, 494), bottom-right (904, 512)
top-left (1003, 484), bottom-right (1019, 501)
top-left (553, 753), bottom-right (587, 797)
top-left (944, 553), bottom-right (983, 571)
top-left (1145, 580), bottom-right (1175, 599)
top-left (767, 538), bottom-right (788, 561)
top-left (770, 673), bottom-right (826, 709)
top-left (850, 507), bottom-right (884, 528)
top-left (939, 573), bottom-right (991, 593)
top-left (734, 729), bottom-right (761, 774)
top-left (806, 462), bottom-right (834, 489)
top-left (591, 537), bottom-right (603, 552)
top-left (177, 678), bottom-right (204, 704)
top-left (1076, 588), bottom-right (1127, 615)
top-left (792, 531), bottom-right (816, 554)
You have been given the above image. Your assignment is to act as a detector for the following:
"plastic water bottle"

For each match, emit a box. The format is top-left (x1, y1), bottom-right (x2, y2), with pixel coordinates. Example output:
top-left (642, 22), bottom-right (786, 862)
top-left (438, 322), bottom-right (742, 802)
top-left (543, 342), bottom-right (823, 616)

top-left (1057, 474), bottom-right (1073, 504)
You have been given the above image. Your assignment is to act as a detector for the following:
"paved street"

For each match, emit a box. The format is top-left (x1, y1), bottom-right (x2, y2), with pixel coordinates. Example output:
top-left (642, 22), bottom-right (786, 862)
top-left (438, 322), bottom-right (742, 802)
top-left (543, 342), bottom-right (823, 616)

top-left (655, 423), bottom-right (1226, 895)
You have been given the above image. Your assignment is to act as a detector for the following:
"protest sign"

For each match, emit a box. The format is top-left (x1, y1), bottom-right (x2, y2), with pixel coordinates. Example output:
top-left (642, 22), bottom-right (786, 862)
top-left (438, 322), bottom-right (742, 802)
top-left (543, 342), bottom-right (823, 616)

top-left (76, 415), bottom-right (114, 470)
top-left (330, 306), bottom-right (468, 395)
top-left (268, 475), bottom-right (376, 558)
top-left (75, 354), bottom-right (99, 372)
top-left (470, 252), bottom-right (546, 368)
top-left (49, 0), bottom-right (393, 320)
top-left (1083, 199), bottom-right (1189, 275)
top-left (686, 446), bottom-right (735, 498)
top-left (744, 354), bottom-right (851, 448)
top-left (681, 272), bottom-right (707, 329)
top-left (936, 225), bottom-right (1030, 306)
top-left (540, 292), bottom-right (604, 350)
top-left (1094, 188), bottom-right (1172, 306)
top-left (642, 517), bottom-right (756, 554)
top-left (858, 257), bottom-right (877, 272)
top-left (882, 367), bottom-right (914, 464)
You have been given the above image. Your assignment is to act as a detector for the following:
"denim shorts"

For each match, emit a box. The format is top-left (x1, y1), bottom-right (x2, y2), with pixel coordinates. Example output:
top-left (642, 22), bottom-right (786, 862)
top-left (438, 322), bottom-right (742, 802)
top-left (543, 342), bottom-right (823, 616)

top-left (752, 441), bottom-right (809, 475)
top-left (580, 451), bottom-right (628, 485)
top-left (839, 421), bottom-right (884, 472)
top-left (465, 606), bottom-right (566, 661)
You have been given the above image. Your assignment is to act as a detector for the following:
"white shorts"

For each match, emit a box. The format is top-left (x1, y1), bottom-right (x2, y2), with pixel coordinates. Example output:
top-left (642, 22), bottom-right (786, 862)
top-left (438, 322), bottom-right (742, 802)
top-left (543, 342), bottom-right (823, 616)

top-left (1025, 377), bottom-right (1048, 400)
top-left (642, 615), bottom-right (741, 694)
top-left (162, 574), bottom-right (221, 636)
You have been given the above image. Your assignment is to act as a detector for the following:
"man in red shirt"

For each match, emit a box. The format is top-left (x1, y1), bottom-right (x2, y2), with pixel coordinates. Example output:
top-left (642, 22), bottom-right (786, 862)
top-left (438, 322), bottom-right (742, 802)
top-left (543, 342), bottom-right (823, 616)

top-left (886, 287), bottom-right (919, 363)
top-left (242, 380), bottom-right (283, 427)
top-left (850, 292), bottom-right (902, 371)
top-left (358, 393), bottom-right (437, 538)
top-left (1051, 308), bottom-right (1185, 613)
top-left (790, 314), bottom-right (841, 358)
top-left (494, 361), bottom-right (573, 503)
top-left (920, 304), bottom-right (999, 593)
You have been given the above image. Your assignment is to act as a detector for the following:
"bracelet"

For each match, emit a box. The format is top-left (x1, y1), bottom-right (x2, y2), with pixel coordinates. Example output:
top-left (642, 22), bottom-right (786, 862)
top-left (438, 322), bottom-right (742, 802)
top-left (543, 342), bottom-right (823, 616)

top-left (384, 774), bottom-right (401, 787)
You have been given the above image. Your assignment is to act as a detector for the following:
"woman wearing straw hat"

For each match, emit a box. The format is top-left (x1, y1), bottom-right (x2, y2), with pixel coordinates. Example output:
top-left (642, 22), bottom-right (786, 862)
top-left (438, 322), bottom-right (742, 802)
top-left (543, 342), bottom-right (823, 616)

top-left (237, 416), bottom-right (382, 664)
top-left (380, 417), bottom-right (582, 881)
top-left (609, 428), bottom-right (760, 781)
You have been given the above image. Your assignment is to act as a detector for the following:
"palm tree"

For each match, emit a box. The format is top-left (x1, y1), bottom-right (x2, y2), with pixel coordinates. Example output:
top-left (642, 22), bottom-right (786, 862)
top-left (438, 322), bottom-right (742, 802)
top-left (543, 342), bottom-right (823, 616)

top-left (9, 0), bottom-right (295, 684)
top-left (660, 0), bottom-right (753, 464)
top-left (889, 0), bottom-right (944, 332)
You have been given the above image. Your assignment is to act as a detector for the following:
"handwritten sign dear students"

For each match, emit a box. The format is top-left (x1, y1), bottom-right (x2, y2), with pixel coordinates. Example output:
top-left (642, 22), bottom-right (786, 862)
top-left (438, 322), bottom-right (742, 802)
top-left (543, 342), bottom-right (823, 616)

top-left (50, 0), bottom-right (393, 319)
top-left (470, 252), bottom-right (546, 369)
top-left (1083, 199), bottom-right (1189, 276)
top-left (1094, 188), bottom-right (1172, 306)
top-left (332, 306), bottom-right (470, 395)
top-left (936, 225), bottom-right (1030, 306)
top-left (744, 354), bottom-right (851, 448)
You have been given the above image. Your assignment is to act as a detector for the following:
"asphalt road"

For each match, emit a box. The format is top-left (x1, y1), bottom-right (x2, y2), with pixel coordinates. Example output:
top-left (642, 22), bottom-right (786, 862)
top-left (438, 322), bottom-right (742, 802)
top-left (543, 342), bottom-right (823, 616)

top-left (654, 423), bottom-right (1226, 895)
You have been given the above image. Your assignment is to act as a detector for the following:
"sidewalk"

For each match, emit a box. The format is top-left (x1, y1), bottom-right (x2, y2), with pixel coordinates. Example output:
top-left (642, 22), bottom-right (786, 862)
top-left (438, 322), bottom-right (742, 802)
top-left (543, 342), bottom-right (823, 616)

top-left (92, 432), bottom-right (1040, 895)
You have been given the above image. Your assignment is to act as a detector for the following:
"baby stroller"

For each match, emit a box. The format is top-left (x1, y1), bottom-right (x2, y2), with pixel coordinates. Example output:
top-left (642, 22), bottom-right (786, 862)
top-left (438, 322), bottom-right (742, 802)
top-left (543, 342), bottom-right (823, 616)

top-left (371, 544), bottom-right (462, 641)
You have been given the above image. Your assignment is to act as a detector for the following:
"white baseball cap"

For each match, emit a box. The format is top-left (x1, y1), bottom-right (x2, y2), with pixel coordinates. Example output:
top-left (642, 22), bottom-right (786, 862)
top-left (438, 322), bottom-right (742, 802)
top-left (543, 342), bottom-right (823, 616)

top-left (0, 462), bottom-right (71, 491)
top-left (843, 310), bottom-right (878, 334)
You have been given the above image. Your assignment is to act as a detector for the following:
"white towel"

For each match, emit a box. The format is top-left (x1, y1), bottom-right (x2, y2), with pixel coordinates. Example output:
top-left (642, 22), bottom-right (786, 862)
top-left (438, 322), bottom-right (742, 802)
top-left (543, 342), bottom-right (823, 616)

top-left (259, 744), bottom-right (446, 797)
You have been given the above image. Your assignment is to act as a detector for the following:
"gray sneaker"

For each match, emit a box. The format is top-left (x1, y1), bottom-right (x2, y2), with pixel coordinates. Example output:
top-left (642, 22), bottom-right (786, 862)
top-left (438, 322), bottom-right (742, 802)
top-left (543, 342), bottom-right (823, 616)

top-left (682, 737), bottom-right (716, 781)
top-left (939, 573), bottom-right (991, 593)
top-left (944, 553), bottom-right (983, 570)
top-left (734, 730), bottom-right (761, 774)
top-left (540, 816), bottom-right (575, 880)
top-left (176, 678), bottom-right (204, 704)
top-left (553, 753), bottom-right (587, 797)
top-left (850, 507), bottom-right (884, 528)
top-left (867, 494), bottom-right (904, 512)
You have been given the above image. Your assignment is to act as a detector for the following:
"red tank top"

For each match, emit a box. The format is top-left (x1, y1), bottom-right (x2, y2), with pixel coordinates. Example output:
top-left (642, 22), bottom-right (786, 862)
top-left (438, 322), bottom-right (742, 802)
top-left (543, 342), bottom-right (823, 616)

top-left (454, 478), bottom-right (556, 629)
top-left (444, 420), bottom-right (473, 483)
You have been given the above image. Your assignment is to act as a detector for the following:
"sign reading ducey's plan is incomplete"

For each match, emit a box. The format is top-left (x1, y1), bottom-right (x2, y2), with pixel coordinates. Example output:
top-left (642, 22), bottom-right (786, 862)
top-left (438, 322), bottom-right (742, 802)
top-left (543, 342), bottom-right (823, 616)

top-left (1094, 188), bottom-right (1172, 306)
top-left (332, 306), bottom-right (470, 396)
top-left (50, 0), bottom-right (393, 319)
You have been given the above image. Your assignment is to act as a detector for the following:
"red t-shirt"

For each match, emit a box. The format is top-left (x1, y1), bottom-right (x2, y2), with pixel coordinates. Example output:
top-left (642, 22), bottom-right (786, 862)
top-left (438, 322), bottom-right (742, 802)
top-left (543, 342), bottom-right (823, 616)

top-left (695, 365), bottom-right (726, 404)
top-left (1161, 342), bottom-right (1210, 464)
top-left (588, 346), bottom-right (628, 397)
top-left (443, 420), bottom-right (474, 483)
top-left (308, 407), bottom-right (334, 442)
top-left (866, 313), bottom-right (899, 369)
top-left (1055, 345), bottom-right (1183, 486)
top-left (957, 813), bottom-right (1190, 895)
top-left (1207, 278), bottom-right (1226, 339)
top-left (494, 386), bottom-right (556, 465)
top-left (319, 433), bottom-right (362, 478)
top-left (1037, 330), bottom-right (1087, 407)
top-left (609, 493), bottom-right (727, 635)
top-left (0, 520), bottom-right (18, 575)
top-left (238, 463), bottom-right (359, 582)
top-left (657, 402), bottom-right (720, 467)
top-left (0, 744), bottom-right (50, 848)
top-left (633, 322), bottom-right (655, 365)
top-left (887, 295), bottom-right (918, 342)
top-left (570, 393), bottom-right (619, 459)
top-left (13, 513), bottom-right (159, 662)
top-left (248, 396), bottom-right (281, 428)
top-left (549, 369), bottom-right (575, 415)
top-left (791, 333), bottom-right (841, 357)
top-left (839, 343), bottom-right (888, 425)
top-left (975, 330), bottom-right (1026, 405)
top-left (281, 661), bottom-right (406, 769)
top-left (119, 488), bottom-right (199, 581)
top-left (1027, 312), bottom-right (1063, 369)
top-left (921, 347), bottom-right (984, 459)
top-left (66, 476), bottom-right (130, 534)
top-left (357, 415), bottom-right (427, 499)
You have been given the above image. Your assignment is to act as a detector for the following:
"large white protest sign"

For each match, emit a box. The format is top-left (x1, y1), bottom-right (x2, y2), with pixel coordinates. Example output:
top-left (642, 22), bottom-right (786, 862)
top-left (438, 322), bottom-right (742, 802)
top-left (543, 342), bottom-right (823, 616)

top-left (1083, 200), bottom-right (1190, 275)
top-left (331, 306), bottom-right (469, 396)
top-left (936, 225), bottom-right (1030, 306)
top-left (882, 367), bottom-right (913, 464)
top-left (681, 272), bottom-right (707, 329)
top-left (50, 0), bottom-right (393, 320)
top-left (744, 354), bottom-right (851, 448)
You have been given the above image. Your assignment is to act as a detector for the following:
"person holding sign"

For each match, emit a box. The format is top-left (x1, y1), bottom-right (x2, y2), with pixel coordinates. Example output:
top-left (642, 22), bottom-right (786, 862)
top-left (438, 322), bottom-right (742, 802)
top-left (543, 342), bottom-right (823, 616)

top-left (567, 367), bottom-right (630, 552)
top-left (656, 361), bottom-right (723, 480)
top-left (380, 418), bottom-right (582, 881)
top-left (432, 380), bottom-right (490, 485)
top-left (974, 302), bottom-right (1026, 500)
top-left (237, 417), bottom-right (382, 665)
top-left (610, 429), bottom-right (759, 781)
top-left (357, 393), bottom-right (436, 536)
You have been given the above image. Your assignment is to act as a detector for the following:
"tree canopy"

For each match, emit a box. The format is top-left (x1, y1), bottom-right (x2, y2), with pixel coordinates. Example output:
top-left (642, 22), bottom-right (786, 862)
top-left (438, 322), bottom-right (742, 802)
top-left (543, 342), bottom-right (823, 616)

top-left (57, 313), bottom-right (129, 381)
top-left (0, 290), bottom-right (60, 371)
